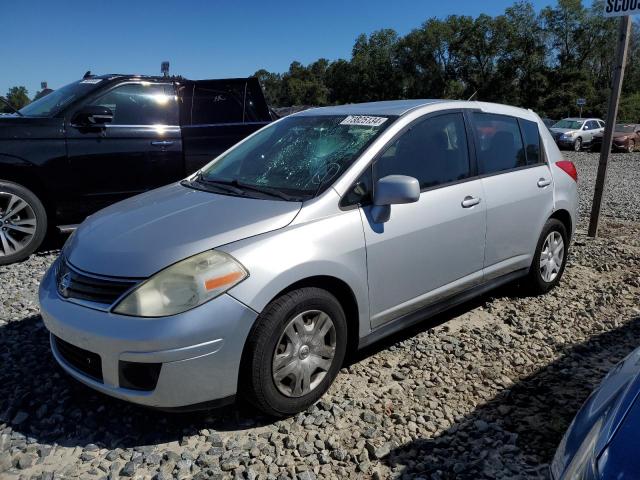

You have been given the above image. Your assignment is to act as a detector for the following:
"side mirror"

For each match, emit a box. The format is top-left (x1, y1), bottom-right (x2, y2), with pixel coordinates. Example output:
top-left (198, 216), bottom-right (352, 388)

top-left (72, 105), bottom-right (113, 127)
top-left (371, 175), bottom-right (420, 223)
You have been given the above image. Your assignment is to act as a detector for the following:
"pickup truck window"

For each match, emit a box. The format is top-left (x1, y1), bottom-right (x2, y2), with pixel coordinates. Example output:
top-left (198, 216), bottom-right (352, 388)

top-left (192, 82), bottom-right (245, 125)
top-left (197, 114), bottom-right (395, 199)
top-left (89, 83), bottom-right (178, 126)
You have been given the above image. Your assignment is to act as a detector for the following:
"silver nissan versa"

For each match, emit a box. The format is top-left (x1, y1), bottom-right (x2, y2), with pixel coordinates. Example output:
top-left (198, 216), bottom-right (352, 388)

top-left (39, 100), bottom-right (578, 416)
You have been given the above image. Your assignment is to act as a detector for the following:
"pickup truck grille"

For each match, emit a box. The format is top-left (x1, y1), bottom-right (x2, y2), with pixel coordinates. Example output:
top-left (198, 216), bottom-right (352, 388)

top-left (56, 259), bottom-right (138, 306)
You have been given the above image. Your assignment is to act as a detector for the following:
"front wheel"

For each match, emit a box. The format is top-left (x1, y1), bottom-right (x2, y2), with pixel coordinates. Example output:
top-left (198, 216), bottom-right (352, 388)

top-left (523, 218), bottom-right (568, 295)
top-left (573, 137), bottom-right (582, 152)
top-left (0, 181), bottom-right (48, 265)
top-left (240, 287), bottom-right (347, 417)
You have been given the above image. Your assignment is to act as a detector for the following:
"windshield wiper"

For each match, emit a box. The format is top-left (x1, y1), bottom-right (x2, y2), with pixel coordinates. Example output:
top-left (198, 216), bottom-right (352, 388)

top-left (232, 180), bottom-right (296, 201)
top-left (192, 173), bottom-right (245, 195)
top-left (0, 97), bottom-right (23, 116)
top-left (201, 176), bottom-right (297, 201)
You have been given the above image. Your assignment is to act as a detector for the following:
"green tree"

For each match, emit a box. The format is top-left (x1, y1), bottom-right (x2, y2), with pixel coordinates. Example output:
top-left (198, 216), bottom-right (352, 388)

top-left (4, 86), bottom-right (30, 111)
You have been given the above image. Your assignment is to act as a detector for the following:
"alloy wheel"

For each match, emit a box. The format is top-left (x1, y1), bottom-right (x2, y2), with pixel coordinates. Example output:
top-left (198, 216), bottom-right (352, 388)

top-left (539, 231), bottom-right (564, 283)
top-left (272, 309), bottom-right (337, 397)
top-left (0, 192), bottom-right (38, 258)
top-left (574, 138), bottom-right (582, 152)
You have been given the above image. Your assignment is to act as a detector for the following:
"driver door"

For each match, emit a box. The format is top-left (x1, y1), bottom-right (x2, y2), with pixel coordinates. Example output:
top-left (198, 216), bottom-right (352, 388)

top-left (64, 82), bottom-right (182, 221)
top-left (359, 111), bottom-right (486, 328)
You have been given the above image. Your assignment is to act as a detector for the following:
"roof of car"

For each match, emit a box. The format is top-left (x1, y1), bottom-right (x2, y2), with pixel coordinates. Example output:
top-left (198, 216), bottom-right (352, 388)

top-left (295, 100), bottom-right (448, 117)
top-left (563, 117), bottom-right (600, 121)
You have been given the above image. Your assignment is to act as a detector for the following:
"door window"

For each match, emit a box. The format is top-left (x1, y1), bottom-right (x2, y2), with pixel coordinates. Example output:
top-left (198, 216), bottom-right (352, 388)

top-left (472, 113), bottom-right (526, 174)
top-left (519, 119), bottom-right (542, 165)
top-left (375, 113), bottom-right (471, 189)
top-left (191, 82), bottom-right (245, 124)
top-left (89, 83), bottom-right (178, 126)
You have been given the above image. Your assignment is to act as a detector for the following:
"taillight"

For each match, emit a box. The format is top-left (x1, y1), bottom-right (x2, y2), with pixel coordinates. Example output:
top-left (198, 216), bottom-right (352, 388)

top-left (555, 160), bottom-right (578, 182)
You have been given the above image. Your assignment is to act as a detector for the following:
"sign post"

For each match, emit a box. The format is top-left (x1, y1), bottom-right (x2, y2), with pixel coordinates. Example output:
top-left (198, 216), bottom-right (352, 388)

top-left (587, 12), bottom-right (633, 237)
top-left (576, 98), bottom-right (586, 118)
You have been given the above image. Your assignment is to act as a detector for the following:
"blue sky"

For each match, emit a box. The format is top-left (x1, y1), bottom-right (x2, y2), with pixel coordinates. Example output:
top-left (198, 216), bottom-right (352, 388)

top-left (3, 0), bottom-right (558, 97)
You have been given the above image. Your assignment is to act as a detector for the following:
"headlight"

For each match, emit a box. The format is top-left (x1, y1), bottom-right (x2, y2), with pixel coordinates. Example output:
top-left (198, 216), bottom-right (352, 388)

top-left (551, 418), bottom-right (602, 480)
top-left (561, 132), bottom-right (575, 139)
top-left (113, 250), bottom-right (248, 317)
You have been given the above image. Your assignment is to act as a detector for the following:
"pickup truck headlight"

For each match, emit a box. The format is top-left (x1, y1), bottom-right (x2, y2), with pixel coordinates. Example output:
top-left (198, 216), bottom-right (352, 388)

top-left (113, 250), bottom-right (248, 317)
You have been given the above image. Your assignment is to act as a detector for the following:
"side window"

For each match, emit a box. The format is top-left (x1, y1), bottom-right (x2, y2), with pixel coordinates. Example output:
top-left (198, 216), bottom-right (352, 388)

top-left (341, 166), bottom-right (373, 207)
top-left (375, 113), bottom-right (470, 189)
top-left (244, 82), bottom-right (271, 122)
top-left (191, 82), bottom-right (245, 124)
top-left (90, 83), bottom-right (177, 126)
top-left (472, 113), bottom-right (526, 174)
top-left (599, 121), bottom-right (606, 128)
top-left (519, 119), bottom-right (541, 165)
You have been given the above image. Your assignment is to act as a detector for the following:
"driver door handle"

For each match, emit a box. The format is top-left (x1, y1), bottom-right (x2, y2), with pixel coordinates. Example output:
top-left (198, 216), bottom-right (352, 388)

top-left (537, 178), bottom-right (552, 188)
top-left (151, 140), bottom-right (174, 147)
top-left (461, 196), bottom-right (481, 208)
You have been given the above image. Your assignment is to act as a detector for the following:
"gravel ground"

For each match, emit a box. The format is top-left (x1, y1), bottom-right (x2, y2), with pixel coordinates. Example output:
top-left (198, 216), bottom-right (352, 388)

top-left (1, 151), bottom-right (639, 480)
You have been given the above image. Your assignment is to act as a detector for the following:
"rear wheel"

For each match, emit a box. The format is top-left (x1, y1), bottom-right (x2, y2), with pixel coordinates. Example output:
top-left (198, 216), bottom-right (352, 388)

top-left (241, 287), bottom-right (347, 417)
top-left (573, 137), bottom-right (582, 152)
top-left (523, 218), bottom-right (568, 295)
top-left (628, 140), bottom-right (635, 153)
top-left (0, 181), bottom-right (47, 265)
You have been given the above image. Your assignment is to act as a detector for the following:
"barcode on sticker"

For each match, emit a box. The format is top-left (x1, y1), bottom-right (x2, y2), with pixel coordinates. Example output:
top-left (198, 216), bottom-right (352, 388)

top-left (340, 115), bottom-right (388, 127)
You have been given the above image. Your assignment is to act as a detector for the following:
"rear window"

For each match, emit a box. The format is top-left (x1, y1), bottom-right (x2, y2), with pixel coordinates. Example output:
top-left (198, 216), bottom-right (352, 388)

top-left (472, 113), bottom-right (526, 175)
top-left (191, 82), bottom-right (245, 124)
top-left (519, 119), bottom-right (542, 165)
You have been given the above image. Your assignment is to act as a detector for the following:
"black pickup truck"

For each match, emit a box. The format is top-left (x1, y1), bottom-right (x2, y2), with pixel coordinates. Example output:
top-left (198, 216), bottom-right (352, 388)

top-left (0, 74), bottom-right (273, 264)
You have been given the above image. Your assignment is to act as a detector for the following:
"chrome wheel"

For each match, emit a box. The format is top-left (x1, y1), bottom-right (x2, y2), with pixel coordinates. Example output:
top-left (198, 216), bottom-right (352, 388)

top-left (539, 231), bottom-right (564, 283)
top-left (272, 309), bottom-right (336, 398)
top-left (0, 192), bottom-right (38, 258)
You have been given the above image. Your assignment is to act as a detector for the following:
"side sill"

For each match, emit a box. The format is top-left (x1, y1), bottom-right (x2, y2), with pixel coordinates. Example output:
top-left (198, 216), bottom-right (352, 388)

top-left (357, 268), bottom-right (528, 350)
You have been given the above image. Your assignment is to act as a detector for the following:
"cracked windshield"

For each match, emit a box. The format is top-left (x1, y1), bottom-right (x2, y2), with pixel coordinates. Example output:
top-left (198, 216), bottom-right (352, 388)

top-left (199, 115), bottom-right (394, 199)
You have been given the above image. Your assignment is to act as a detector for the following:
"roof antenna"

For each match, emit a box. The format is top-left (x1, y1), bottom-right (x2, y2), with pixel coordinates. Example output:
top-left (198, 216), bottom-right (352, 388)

top-left (83, 70), bottom-right (92, 79)
top-left (467, 91), bottom-right (478, 101)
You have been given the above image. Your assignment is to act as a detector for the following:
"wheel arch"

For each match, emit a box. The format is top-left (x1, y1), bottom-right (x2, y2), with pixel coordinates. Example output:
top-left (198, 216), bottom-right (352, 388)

top-left (238, 274), bottom-right (361, 386)
top-left (550, 209), bottom-right (572, 240)
top-left (0, 159), bottom-right (53, 218)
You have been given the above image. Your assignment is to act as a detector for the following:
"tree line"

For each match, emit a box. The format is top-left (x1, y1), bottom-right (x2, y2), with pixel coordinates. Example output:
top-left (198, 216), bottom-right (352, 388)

top-left (255, 0), bottom-right (640, 122)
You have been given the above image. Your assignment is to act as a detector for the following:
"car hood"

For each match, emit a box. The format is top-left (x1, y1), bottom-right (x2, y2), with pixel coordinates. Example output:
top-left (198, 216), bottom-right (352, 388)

top-left (550, 128), bottom-right (576, 135)
top-left (552, 346), bottom-right (640, 479)
top-left (0, 115), bottom-right (64, 139)
top-left (66, 183), bottom-right (302, 277)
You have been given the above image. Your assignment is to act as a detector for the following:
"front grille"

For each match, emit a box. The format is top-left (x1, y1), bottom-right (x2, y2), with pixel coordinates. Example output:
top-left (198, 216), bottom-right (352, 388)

top-left (54, 336), bottom-right (103, 382)
top-left (56, 259), bottom-right (137, 305)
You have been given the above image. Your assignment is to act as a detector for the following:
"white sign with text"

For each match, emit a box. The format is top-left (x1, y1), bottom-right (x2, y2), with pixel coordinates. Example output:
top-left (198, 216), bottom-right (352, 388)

top-left (604, 0), bottom-right (640, 17)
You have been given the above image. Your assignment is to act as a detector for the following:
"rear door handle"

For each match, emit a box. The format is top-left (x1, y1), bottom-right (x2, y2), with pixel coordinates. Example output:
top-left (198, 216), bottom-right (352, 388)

top-left (537, 178), bottom-right (552, 188)
top-left (151, 140), bottom-right (174, 147)
top-left (461, 196), bottom-right (481, 208)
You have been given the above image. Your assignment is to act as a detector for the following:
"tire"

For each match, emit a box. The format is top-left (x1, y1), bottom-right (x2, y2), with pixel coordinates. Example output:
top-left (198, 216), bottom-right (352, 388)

top-left (573, 137), bottom-right (582, 152)
top-left (0, 180), bottom-right (48, 265)
top-left (523, 218), bottom-right (569, 295)
top-left (241, 287), bottom-right (347, 417)
top-left (628, 140), bottom-right (635, 153)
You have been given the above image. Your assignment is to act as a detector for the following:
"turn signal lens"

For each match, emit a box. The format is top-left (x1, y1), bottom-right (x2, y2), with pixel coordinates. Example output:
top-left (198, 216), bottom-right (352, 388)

top-left (113, 250), bottom-right (248, 317)
top-left (556, 160), bottom-right (578, 182)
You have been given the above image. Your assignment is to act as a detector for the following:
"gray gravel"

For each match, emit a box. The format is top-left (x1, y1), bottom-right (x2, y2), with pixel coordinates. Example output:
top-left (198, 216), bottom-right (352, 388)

top-left (1, 151), bottom-right (639, 479)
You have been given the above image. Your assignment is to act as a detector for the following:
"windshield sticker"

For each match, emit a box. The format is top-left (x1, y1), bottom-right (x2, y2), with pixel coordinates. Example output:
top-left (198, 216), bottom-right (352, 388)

top-left (340, 115), bottom-right (388, 127)
top-left (80, 79), bottom-right (103, 84)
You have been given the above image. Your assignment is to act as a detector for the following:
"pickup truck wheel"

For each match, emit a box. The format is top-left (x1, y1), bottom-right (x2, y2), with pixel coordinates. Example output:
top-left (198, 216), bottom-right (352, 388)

top-left (0, 181), bottom-right (47, 265)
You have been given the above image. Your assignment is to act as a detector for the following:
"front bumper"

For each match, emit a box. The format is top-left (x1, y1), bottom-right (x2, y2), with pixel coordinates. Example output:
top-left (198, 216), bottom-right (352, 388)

top-left (39, 260), bottom-right (258, 408)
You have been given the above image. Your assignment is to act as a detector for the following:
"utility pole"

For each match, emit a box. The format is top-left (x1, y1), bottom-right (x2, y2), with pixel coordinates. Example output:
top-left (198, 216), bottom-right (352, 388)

top-left (588, 15), bottom-right (632, 237)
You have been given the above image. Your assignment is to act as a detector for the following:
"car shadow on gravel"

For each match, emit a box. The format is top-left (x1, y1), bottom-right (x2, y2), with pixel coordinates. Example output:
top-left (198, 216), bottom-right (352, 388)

top-left (0, 282), bottom-right (542, 451)
top-left (383, 315), bottom-right (640, 479)
top-left (0, 316), bottom-right (277, 450)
